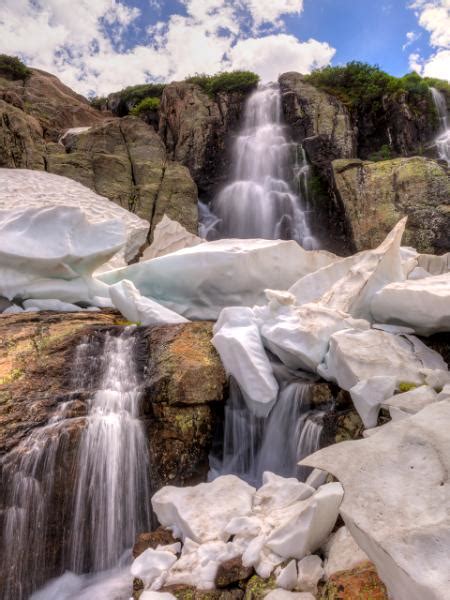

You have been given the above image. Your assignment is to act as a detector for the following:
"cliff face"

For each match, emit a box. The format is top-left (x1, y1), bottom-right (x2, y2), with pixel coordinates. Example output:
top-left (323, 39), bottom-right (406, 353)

top-left (0, 312), bottom-right (226, 596)
top-left (0, 69), bottom-right (198, 239)
top-left (159, 82), bottom-right (247, 197)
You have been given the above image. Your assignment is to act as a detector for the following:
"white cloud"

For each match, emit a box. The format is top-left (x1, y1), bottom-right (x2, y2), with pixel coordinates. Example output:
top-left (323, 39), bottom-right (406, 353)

top-left (408, 0), bottom-right (450, 80)
top-left (229, 34), bottom-right (335, 82)
top-left (0, 0), bottom-right (333, 96)
top-left (402, 31), bottom-right (421, 50)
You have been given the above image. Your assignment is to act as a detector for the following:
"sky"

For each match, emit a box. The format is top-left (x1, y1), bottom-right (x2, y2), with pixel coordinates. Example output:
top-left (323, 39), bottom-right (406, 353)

top-left (0, 0), bottom-right (449, 97)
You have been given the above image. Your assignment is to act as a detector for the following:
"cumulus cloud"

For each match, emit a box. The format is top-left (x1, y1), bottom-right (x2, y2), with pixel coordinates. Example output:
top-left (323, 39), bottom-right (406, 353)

top-left (402, 31), bottom-right (421, 50)
top-left (0, 0), bottom-right (333, 96)
top-left (408, 0), bottom-right (450, 80)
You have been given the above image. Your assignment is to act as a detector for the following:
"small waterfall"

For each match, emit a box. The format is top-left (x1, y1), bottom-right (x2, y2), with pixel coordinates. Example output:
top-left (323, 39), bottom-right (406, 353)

top-left (203, 85), bottom-right (318, 248)
top-left (69, 329), bottom-right (152, 574)
top-left (0, 328), bottom-right (152, 599)
top-left (210, 371), bottom-right (326, 487)
top-left (431, 87), bottom-right (450, 164)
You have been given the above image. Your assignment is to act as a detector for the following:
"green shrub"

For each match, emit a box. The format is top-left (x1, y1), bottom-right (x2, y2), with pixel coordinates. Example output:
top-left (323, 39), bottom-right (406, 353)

top-left (89, 96), bottom-right (107, 110)
top-left (368, 144), bottom-right (394, 162)
top-left (130, 96), bottom-right (161, 116)
top-left (185, 70), bottom-right (259, 95)
top-left (423, 77), bottom-right (450, 95)
top-left (120, 83), bottom-right (166, 103)
top-left (305, 62), bottom-right (435, 112)
top-left (0, 54), bottom-right (31, 81)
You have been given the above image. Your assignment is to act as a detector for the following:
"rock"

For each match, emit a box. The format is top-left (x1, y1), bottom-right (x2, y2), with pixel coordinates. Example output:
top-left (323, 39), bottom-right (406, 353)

top-left (159, 82), bottom-right (248, 196)
top-left (332, 157), bottom-right (450, 254)
top-left (279, 73), bottom-right (356, 170)
top-left (152, 475), bottom-right (256, 543)
top-left (162, 587), bottom-right (244, 600)
top-left (212, 308), bottom-right (279, 417)
top-left (0, 99), bottom-right (47, 169)
top-left (0, 68), bottom-right (104, 142)
top-left (302, 400), bottom-right (450, 600)
top-left (134, 528), bottom-right (178, 559)
top-left (320, 561), bottom-right (388, 600)
top-left (48, 116), bottom-right (198, 238)
top-left (318, 328), bottom-right (447, 392)
top-left (109, 280), bottom-right (189, 325)
top-left (99, 239), bottom-right (337, 320)
top-left (371, 273), bottom-right (450, 336)
top-left (142, 216), bottom-right (203, 261)
top-left (0, 168), bottom-right (149, 267)
top-left (296, 555), bottom-right (324, 594)
top-left (323, 527), bottom-right (369, 578)
top-left (215, 556), bottom-right (254, 588)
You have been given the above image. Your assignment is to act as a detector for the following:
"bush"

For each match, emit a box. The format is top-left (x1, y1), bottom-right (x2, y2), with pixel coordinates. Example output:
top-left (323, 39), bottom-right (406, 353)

top-left (423, 76), bottom-right (450, 96)
top-left (120, 83), bottom-right (166, 103)
top-left (89, 96), bottom-right (107, 110)
top-left (368, 144), bottom-right (395, 162)
top-left (305, 62), bottom-right (435, 112)
top-left (130, 96), bottom-right (161, 116)
top-left (0, 54), bottom-right (31, 81)
top-left (185, 70), bottom-right (259, 95)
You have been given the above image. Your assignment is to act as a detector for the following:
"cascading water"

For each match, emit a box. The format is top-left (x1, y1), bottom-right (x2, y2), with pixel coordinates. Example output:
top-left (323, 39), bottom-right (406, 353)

top-left (201, 85), bottom-right (318, 248)
top-left (431, 87), bottom-right (450, 164)
top-left (69, 330), bottom-right (152, 574)
top-left (210, 365), bottom-right (326, 487)
top-left (0, 328), bottom-right (152, 599)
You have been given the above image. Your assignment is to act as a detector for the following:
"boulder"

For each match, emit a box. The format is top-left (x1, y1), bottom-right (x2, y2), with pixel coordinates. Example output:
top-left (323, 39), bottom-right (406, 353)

top-left (321, 561), bottom-right (388, 600)
top-left (332, 157), bottom-right (450, 254)
top-left (48, 116), bottom-right (198, 238)
top-left (215, 557), bottom-right (254, 588)
top-left (303, 400), bottom-right (450, 600)
top-left (371, 273), bottom-right (450, 336)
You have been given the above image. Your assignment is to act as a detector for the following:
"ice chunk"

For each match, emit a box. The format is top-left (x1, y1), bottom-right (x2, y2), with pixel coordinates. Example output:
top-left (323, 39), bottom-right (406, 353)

top-left (22, 299), bottom-right (83, 312)
top-left (130, 548), bottom-right (177, 589)
top-left (276, 560), bottom-right (298, 590)
top-left (212, 308), bottom-right (278, 417)
top-left (349, 376), bottom-right (397, 428)
top-left (296, 555), bottom-right (323, 594)
top-left (324, 526), bottom-right (369, 578)
top-left (141, 215), bottom-right (203, 260)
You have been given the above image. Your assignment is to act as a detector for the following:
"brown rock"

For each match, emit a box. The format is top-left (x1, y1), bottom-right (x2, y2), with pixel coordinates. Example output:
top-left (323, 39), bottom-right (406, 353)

top-left (133, 527), bottom-right (177, 558)
top-left (321, 561), bottom-right (388, 599)
top-left (215, 557), bottom-right (254, 588)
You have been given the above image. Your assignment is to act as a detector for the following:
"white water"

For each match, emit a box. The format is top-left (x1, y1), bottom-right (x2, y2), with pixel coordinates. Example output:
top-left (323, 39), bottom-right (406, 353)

top-left (69, 330), bottom-right (152, 574)
top-left (203, 85), bottom-right (318, 247)
top-left (0, 328), bottom-right (152, 599)
top-left (431, 87), bottom-right (450, 164)
top-left (211, 368), bottom-right (325, 487)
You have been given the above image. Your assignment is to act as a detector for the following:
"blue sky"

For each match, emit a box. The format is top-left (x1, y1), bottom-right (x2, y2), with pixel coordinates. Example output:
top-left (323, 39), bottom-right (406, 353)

top-left (0, 1), bottom-right (448, 96)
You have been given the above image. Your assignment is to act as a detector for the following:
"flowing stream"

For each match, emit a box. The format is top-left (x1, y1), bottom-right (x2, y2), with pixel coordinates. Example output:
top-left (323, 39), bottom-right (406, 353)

top-left (431, 87), bottom-right (450, 164)
top-left (200, 85), bottom-right (318, 247)
top-left (210, 367), bottom-right (326, 487)
top-left (0, 328), bottom-right (152, 599)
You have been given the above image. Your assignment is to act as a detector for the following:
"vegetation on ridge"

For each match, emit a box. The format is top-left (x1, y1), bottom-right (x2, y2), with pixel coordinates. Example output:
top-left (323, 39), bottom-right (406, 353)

top-left (185, 70), bottom-right (260, 95)
top-left (130, 96), bottom-right (161, 116)
top-left (0, 54), bottom-right (31, 81)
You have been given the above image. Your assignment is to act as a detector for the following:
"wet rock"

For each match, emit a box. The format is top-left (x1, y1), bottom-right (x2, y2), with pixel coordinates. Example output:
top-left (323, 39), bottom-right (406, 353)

top-left (133, 527), bottom-right (178, 559)
top-left (215, 557), bottom-right (254, 588)
top-left (332, 156), bottom-right (450, 254)
top-left (320, 561), bottom-right (388, 600)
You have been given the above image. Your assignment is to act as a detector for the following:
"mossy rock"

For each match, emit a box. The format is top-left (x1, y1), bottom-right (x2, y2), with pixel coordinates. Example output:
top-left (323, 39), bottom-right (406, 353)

top-left (321, 561), bottom-right (388, 599)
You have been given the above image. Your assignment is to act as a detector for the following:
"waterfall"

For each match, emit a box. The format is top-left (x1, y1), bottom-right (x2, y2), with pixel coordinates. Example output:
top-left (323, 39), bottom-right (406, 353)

top-left (210, 370), bottom-right (326, 487)
top-left (69, 329), bottom-right (152, 574)
top-left (431, 87), bottom-right (450, 164)
top-left (202, 85), bottom-right (318, 248)
top-left (0, 328), bottom-right (152, 599)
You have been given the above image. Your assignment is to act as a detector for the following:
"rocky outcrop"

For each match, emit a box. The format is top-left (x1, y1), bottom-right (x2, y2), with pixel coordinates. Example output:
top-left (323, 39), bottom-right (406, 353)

top-left (48, 116), bottom-right (198, 237)
top-left (279, 72), bottom-right (356, 173)
top-left (0, 313), bottom-right (226, 596)
top-left (320, 561), bottom-right (388, 599)
top-left (332, 156), bottom-right (450, 254)
top-left (159, 82), bottom-right (248, 196)
top-left (0, 68), bottom-right (104, 141)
